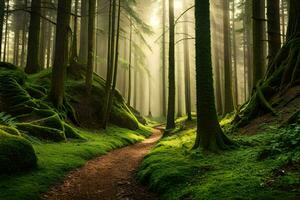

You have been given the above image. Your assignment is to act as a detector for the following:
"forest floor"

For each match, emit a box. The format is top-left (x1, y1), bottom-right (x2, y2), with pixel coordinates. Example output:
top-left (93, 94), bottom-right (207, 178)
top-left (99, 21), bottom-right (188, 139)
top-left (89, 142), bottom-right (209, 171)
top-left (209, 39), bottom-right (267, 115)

top-left (42, 128), bottom-right (163, 200)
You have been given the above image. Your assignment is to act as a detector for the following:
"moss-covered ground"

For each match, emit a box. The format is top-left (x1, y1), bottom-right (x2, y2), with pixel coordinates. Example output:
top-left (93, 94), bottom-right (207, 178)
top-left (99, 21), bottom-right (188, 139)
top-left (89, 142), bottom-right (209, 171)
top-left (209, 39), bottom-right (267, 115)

top-left (0, 125), bottom-right (152, 200)
top-left (137, 119), bottom-right (300, 200)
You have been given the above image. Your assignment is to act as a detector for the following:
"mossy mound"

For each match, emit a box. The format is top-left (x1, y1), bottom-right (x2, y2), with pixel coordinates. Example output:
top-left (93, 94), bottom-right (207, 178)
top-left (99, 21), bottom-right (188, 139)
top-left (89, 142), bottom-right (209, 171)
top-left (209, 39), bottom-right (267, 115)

top-left (0, 129), bottom-right (37, 174)
top-left (27, 64), bottom-right (139, 130)
top-left (0, 63), bottom-right (84, 141)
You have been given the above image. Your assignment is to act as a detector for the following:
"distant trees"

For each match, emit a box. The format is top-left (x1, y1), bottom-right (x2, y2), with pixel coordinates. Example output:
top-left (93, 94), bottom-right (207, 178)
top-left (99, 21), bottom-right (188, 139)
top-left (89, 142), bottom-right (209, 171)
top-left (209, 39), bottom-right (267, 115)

top-left (193, 0), bottom-right (231, 151)
top-left (166, 0), bottom-right (175, 130)
top-left (0, 0), bottom-right (5, 58)
top-left (25, 0), bottom-right (41, 74)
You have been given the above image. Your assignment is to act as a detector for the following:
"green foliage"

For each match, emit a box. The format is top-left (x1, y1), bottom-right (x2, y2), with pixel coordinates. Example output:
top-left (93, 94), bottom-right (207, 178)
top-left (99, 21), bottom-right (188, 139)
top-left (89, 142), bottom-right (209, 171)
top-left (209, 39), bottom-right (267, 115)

top-left (258, 122), bottom-right (300, 162)
top-left (138, 124), bottom-right (300, 199)
top-left (0, 130), bottom-right (37, 174)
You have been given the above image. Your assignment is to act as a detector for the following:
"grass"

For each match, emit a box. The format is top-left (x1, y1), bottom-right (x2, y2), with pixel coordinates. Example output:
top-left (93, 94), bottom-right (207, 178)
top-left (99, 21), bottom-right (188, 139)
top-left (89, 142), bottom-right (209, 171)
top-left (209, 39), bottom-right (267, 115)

top-left (137, 122), bottom-right (300, 200)
top-left (0, 125), bottom-right (152, 200)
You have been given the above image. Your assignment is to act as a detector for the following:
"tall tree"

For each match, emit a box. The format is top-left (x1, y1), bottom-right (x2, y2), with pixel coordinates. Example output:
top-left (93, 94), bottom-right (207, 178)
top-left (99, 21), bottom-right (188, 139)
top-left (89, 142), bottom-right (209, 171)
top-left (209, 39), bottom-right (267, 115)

top-left (161, 0), bottom-right (167, 117)
top-left (231, 0), bottom-right (238, 107)
top-left (193, 0), bottom-right (232, 151)
top-left (70, 0), bottom-right (79, 65)
top-left (79, 0), bottom-right (88, 64)
top-left (267, 0), bottom-right (281, 65)
top-left (127, 18), bottom-right (133, 105)
top-left (166, 0), bottom-right (175, 130)
top-left (252, 0), bottom-right (266, 87)
top-left (49, 0), bottom-right (72, 107)
top-left (0, 0), bottom-right (5, 58)
top-left (86, 0), bottom-right (96, 94)
top-left (183, 12), bottom-right (192, 121)
top-left (223, 0), bottom-right (234, 113)
top-left (25, 0), bottom-right (41, 74)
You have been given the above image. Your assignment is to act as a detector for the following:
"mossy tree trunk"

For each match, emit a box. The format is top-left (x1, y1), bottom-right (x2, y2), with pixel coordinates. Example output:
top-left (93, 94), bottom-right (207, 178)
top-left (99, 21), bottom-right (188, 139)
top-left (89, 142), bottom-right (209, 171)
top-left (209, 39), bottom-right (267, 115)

top-left (86, 0), bottom-right (96, 94)
top-left (166, 0), bottom-right (176, 130)
top-left (49, 0), bottom-right (72, 107)
top-left (25, 0), bottom-right (41, 74)
top-left (193, 0), bottom-right (232, 151)
top-left (238, 0), bottom-right (300, 126)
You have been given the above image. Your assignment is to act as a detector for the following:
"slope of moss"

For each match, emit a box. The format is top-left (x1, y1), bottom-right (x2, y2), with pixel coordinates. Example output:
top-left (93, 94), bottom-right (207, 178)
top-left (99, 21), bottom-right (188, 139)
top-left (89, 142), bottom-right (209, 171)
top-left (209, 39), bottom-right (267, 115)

top-left (0, 62), bottom-right (140, 142)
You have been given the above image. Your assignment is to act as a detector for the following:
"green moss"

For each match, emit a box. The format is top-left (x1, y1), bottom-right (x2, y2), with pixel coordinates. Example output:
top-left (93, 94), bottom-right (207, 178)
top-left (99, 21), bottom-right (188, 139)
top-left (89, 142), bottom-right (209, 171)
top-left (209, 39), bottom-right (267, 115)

top-left (137, 124), bottom-right (300, 200)
top-left (0, 131), bottom-right (37, 174)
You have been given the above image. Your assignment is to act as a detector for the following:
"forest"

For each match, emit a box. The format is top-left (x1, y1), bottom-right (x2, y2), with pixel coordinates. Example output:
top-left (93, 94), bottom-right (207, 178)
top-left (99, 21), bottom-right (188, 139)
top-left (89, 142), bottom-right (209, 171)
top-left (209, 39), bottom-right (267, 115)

top-left (0, 0), bottom-right (299, 199)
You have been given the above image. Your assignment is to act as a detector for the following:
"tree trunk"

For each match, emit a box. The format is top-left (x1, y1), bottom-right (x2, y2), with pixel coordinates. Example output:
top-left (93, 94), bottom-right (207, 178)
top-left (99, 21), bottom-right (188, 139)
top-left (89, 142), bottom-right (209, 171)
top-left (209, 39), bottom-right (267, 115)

top-left (3, 0), bottom-right (8, 62)
top-left (162, 0), bottom-right (167, 117)
top-left (267, 0), bottom-right (281, 65)
top-left (281, 0), bottom-right (286, 43)
top-left (231, 0), bottom-right (238, 107)
top-left (70, 0), bottom-right (79, 65)
top-left (86, 0), bottom-right (96, 94)
top-left (103, 0), bottom-right (121, 128)
top-left (183, 13), bottom-right (192, 121)
top-left (79, 0), bottom-right (88, 64)
top-left (25, 0), bottom-right (41, 74)
top-left (223, 0), bottom-right (234, 114)
top-left (102, 0), bottom-right (116, 128)
top-left (252, 0), bottom-right (266, 86)
top-left (193, 0), bottom-right (232, 151)
top-left (166, 0), bottom-right (176, 130)
top-left (127, 18), bottom-right (133, 105)
top-left (0, 0), bottom-right (5, 59)
top-left (49, 0), bottom-right (72, 107)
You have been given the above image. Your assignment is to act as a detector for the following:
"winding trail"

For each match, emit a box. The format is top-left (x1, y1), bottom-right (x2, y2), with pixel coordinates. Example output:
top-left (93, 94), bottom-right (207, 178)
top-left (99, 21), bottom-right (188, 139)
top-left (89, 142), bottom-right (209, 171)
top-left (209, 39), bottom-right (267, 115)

top-left (43, 128), bottom-right (163, 200)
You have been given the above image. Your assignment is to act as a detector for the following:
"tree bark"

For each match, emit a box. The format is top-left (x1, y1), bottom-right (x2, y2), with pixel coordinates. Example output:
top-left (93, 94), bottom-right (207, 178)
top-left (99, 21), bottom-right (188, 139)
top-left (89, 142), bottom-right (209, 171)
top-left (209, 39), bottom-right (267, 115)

top-left (49, 0), bottom-right (72, 107)
top-left (86, 0), bottom-right (96, 94)
top-left (0, 0), bottom-right (5, 59)
top-left (25, 0), bottom-right (41, 74)
top-left (127, 18), bottom-right (133, 106)
top-left (252, 0), bottom-right (266, 86)
top-left (70, 0), bottom-right (79, 65)
top-left (223, 0), bottom-right (234, 114)
top-left (166, 0), bottom-right (176, 130)
top-left (193, 0), bottom-right (232, 151)
top-left (183, 12), bottom-right (192, 120)
top-left (79, 0), bottom-right (88, 64)
top-left (267, 0), bottom-right (281, 65)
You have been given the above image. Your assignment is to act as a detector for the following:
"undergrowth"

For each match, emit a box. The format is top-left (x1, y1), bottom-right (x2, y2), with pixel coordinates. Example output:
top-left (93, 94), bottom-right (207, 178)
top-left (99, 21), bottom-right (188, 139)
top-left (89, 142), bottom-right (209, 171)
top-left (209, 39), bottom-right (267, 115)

top-left (137, 121), bottom-right (300, 200)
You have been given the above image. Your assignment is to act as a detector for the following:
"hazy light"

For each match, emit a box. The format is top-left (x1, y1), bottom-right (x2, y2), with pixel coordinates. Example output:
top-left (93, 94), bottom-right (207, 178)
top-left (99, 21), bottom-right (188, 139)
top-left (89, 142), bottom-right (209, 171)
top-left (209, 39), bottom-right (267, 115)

top-left (150, 15), bottom-right (160, 28)
top-left (174, 0), bottom-right (182, 10)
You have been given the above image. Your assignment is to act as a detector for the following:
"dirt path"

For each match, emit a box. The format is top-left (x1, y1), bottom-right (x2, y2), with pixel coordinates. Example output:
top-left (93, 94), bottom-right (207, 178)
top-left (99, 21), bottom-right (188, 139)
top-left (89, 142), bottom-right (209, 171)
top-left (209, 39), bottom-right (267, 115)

top-left (43, 128), bottom-right (163, 200)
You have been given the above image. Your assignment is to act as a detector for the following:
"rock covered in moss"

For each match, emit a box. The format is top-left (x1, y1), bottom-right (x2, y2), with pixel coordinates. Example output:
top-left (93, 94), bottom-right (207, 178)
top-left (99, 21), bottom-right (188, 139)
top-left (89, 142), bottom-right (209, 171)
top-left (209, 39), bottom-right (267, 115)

top-left (0, 130), bottom-right (37, 174)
